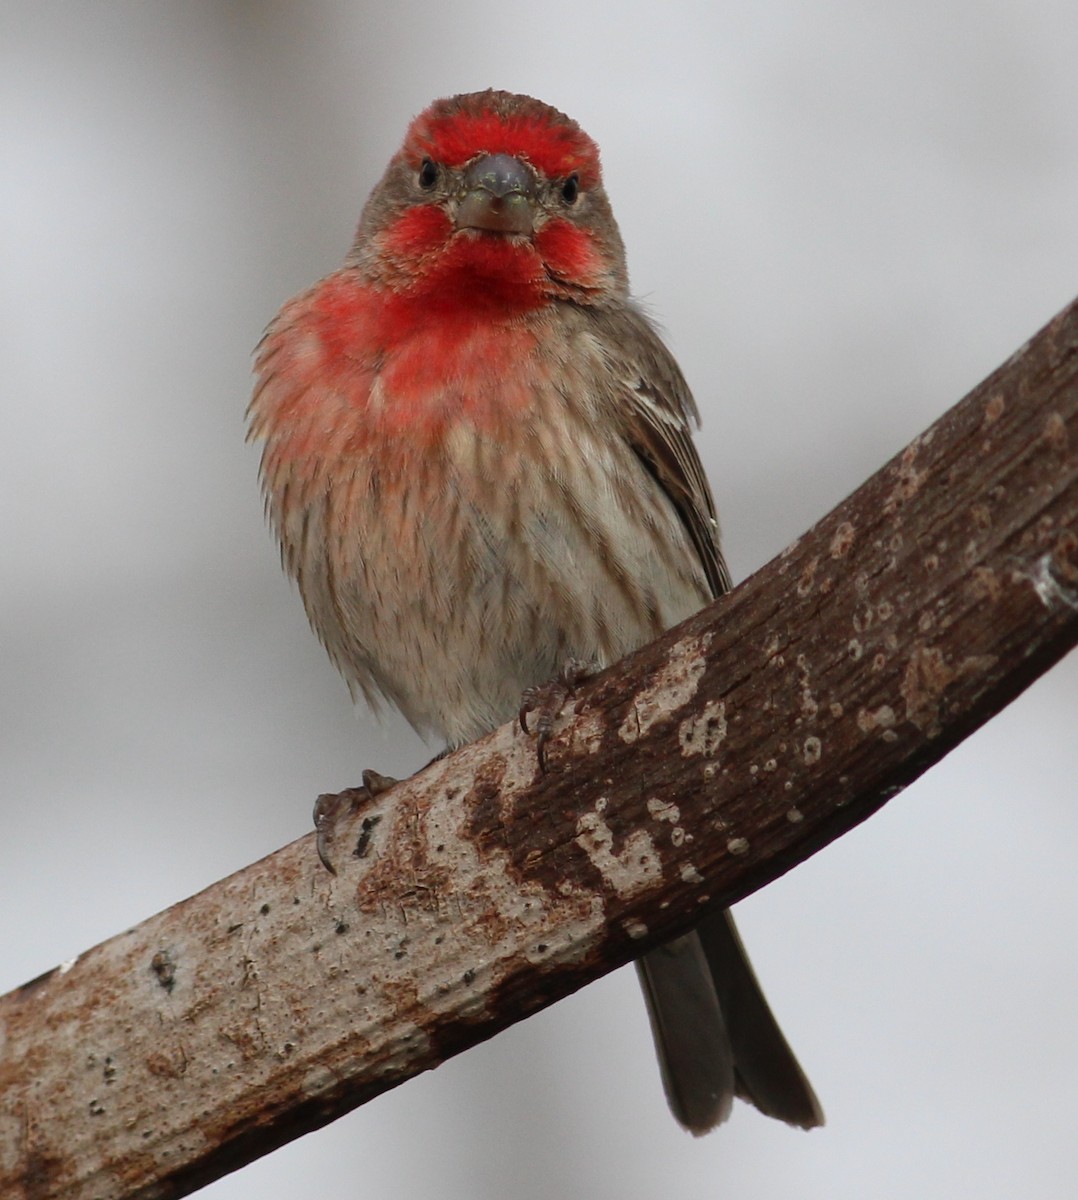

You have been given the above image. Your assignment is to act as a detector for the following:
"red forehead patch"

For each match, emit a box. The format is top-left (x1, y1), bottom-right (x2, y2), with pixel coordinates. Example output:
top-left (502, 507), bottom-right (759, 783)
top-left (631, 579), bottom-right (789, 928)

top-left (404, 95), bottom-right (601, 186)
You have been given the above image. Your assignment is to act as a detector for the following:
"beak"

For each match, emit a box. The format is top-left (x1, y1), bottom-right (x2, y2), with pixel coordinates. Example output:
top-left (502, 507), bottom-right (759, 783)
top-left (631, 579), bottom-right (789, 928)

top-left (455, 154), bottom-right (535, 235)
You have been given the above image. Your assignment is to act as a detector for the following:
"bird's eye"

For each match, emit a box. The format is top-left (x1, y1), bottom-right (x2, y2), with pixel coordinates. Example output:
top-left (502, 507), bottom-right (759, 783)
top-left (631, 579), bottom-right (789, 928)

top-left (418, 159), bottom-right (439, 190)
top-left (561, 174), bottom-right (580, 205)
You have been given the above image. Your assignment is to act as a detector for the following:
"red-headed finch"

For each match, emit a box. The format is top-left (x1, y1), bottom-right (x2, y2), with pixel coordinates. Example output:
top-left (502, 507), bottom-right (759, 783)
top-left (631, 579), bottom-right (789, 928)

top-left (249, 89), bottom-right (822, 1134)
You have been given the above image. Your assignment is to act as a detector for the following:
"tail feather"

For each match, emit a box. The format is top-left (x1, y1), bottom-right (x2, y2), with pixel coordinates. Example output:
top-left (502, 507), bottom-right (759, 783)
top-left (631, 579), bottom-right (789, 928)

top-left (637, 910), bottom-right (823, 1133)
top-left (696, 908), bottom-right (824, 1129)
top-left (636, 934), bottom-right (735, 1134)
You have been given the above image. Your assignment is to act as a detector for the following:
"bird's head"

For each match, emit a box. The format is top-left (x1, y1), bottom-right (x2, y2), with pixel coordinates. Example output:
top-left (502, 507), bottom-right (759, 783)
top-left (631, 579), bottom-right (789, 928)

top-left (349, 90), bottom-right (629, 311)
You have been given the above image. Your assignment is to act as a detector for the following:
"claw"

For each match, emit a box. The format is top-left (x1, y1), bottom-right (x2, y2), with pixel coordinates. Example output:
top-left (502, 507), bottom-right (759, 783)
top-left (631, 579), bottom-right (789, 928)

top-left (519, 658), bottom-right (596, 771)
top-left (313, 771), bottom-right (398, 873)
top-left (361, 769), bottom-right (398, 797)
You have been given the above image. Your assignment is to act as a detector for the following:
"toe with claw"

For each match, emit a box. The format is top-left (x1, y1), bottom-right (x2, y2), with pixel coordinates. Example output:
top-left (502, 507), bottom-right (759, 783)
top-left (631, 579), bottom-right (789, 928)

top-left (519, 658), bottom-right (596, 771)
top-left (313, 769), bottom-right (398, 874)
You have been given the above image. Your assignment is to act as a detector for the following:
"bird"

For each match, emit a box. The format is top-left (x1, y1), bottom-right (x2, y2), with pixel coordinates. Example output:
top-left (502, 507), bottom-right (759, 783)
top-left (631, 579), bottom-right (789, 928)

top-left (248, 88), bottom-right (823, 1135)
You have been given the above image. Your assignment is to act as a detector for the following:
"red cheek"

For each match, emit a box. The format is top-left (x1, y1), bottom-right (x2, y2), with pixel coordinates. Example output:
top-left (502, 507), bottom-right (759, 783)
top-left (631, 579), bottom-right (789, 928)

top-left (536, 220), bottom-right (605, 287)
top-left (380, 205), bottom-right (453, 264)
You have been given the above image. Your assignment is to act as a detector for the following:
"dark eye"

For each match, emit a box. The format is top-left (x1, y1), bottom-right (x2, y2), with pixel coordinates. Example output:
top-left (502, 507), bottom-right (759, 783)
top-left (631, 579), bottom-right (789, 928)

top-left (561, 173), bottom-right (580, 205)
top-left (418, 158), bottom-right (439, 189)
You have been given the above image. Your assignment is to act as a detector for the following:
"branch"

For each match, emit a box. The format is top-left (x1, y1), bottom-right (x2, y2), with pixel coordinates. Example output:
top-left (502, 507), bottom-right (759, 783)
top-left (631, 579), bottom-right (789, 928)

top-left (2, 297), bottom-right (1076, 1200)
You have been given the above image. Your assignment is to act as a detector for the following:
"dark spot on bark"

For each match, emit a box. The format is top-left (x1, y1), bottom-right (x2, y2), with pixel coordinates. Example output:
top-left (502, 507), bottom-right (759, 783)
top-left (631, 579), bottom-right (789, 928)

top-left (20, 1149), bottom-right (62, 1196)
top-left (151, 950), bottom-right (176, 993)
top-left (353, 813), bottom-right (383, 860)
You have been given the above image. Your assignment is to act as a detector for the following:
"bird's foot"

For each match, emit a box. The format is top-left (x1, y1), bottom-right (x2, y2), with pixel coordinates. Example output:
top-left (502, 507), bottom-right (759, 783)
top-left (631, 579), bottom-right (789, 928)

top-left (313, 769), bottom-right (398, 874)
top-left (519, 658), bottom-right (596, 771)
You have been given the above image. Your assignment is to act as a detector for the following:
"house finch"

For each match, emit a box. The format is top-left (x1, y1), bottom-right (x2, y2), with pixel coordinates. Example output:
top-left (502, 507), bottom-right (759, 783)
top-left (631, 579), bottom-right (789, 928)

top-left (249, 89), bottom-right (822, 1134)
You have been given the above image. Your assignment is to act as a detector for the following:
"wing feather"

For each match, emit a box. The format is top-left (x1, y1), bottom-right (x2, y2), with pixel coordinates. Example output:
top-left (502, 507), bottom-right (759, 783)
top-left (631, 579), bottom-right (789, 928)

top-left (591, 304), bottom-right (731, 599)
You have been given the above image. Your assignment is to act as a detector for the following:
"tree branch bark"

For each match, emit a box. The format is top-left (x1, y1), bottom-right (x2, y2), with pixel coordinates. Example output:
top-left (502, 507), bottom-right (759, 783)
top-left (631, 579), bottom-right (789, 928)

top-left (2, 296), bottom-right (1076, 1199)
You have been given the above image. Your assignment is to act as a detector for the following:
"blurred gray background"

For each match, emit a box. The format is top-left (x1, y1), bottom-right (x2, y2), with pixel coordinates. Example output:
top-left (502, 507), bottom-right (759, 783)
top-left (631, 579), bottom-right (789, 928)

top-left (3, 3), bottom-right (1076, 1198)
